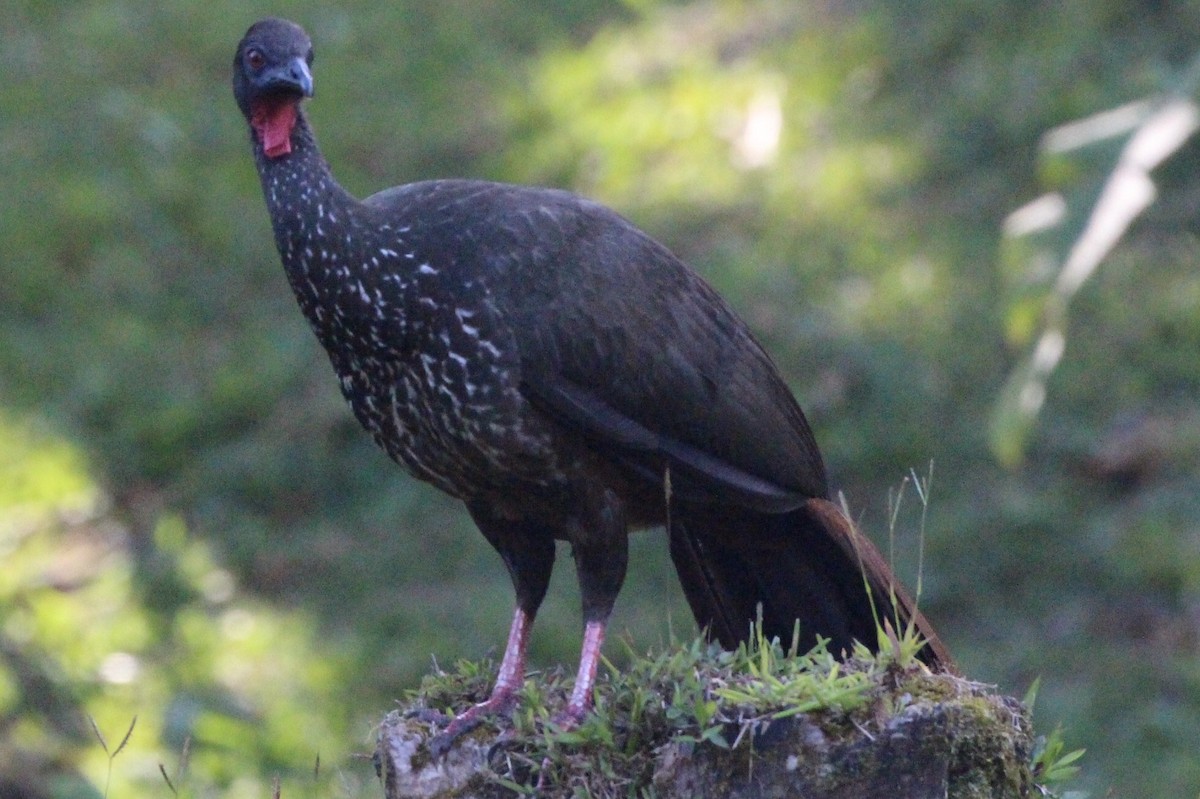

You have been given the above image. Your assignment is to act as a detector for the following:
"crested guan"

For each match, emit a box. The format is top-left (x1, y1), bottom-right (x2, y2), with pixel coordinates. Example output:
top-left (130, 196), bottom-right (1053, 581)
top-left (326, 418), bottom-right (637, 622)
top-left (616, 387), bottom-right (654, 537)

top-left (233, 17), bottom-right (951, 740)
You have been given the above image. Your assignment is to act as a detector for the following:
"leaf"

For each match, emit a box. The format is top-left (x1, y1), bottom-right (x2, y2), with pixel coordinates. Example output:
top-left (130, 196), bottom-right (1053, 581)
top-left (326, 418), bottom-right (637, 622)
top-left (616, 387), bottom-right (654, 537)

top-left (159, 764), bottom-right (177, 797)
top-left (112, 715), bottom-right (137, 758)
top-left (87, 715), bottom-right (109, 755)
top-left (1023, 677), bottom-right (1041, 712)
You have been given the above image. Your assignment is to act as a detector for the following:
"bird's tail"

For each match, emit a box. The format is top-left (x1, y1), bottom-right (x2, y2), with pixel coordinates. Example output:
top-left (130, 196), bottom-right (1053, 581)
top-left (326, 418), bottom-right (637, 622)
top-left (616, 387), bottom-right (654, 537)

top-left (668, 496), bottom-right (952, 671)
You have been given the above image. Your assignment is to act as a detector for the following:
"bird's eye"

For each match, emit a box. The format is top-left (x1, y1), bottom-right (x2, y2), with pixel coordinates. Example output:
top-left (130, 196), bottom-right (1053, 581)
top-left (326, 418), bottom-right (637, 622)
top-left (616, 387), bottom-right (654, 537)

top-left (246, 48), bottom-right (266, 70)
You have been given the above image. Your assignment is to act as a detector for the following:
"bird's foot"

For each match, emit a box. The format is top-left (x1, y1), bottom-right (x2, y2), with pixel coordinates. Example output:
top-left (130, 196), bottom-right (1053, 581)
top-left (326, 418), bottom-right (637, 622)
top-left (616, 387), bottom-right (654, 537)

top-left (427, 687), bottom-right (519, 758)
top-left (534, 701), bottom-right (593, 791)
top-left (549, 700), bottom-right (590, 731)
top-left (405, 707), bottom-right (451, 725)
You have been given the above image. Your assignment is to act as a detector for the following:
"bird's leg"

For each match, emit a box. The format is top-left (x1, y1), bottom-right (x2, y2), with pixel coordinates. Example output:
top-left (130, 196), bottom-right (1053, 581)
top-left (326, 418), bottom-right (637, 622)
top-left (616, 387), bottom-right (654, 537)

top-left (535, 515), bottom-right (625, 791)
top-left (555, 495), bottom-right (628, 729)
top-left (426, 504), bottom-right (556, 757)
top-left (534, 618), bottom-right (608, 793)
top-left (428, 606), bottom-right (532, 753)
top-left (493, 606), bottom-right (533, 701)
top-left (562, 618), bottom-right (606, 723)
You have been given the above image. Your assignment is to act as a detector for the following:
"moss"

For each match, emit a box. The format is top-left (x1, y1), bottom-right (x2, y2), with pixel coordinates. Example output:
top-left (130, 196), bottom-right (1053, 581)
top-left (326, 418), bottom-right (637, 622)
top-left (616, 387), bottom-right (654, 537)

top-left (378, 634), bottom-right (1071, 798)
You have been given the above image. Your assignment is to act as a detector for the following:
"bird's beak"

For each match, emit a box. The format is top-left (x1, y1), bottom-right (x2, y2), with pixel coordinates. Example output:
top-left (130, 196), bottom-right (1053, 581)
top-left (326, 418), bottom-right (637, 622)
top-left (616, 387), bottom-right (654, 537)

top-left (258, 56), bottom-right (314, 98)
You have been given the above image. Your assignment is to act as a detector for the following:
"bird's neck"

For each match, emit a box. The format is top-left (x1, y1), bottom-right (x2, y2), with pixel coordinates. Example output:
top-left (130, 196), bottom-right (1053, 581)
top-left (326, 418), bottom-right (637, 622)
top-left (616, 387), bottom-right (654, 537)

top-left (251, 110), bottom-right (392, 352)
top-left (253, 111), bottom-right (361, 256)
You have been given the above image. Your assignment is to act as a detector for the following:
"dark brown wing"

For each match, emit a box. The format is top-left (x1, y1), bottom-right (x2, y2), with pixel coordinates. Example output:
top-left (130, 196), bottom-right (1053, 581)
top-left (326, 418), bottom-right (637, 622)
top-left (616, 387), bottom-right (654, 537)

top-left (445, 182), bottom-right (829, 506)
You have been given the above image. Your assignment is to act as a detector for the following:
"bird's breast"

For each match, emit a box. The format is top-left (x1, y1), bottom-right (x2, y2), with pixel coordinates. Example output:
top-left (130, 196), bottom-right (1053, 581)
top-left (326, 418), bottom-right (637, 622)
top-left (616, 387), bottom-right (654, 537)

top-left (317, 269), bottom-right (569, 500)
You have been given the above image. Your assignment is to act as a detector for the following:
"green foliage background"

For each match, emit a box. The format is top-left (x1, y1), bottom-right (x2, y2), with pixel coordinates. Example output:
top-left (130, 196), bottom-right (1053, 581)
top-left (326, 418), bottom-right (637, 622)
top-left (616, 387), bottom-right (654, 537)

top-left (3, 0), bottom-right (1199, 796)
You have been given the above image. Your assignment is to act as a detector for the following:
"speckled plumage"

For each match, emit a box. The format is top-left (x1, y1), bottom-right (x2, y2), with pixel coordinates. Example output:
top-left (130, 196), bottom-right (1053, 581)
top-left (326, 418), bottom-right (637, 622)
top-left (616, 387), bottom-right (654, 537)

top-left (255, 125), bottom-right (829, 503)
top-left (233, 18), bottom-right (950, 735)
top-left (263, 164), bottom-right (566, 498)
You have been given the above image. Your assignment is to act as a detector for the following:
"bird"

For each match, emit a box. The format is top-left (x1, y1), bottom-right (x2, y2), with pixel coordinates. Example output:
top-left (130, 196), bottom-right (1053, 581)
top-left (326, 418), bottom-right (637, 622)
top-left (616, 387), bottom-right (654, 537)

top-left (232, 17), bottom-right (951, 746)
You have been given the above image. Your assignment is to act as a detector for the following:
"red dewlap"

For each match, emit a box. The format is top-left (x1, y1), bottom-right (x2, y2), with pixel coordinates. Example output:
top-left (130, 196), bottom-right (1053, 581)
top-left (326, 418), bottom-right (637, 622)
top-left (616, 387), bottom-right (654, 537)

top-left (251, 100), bottom-right (298, 158)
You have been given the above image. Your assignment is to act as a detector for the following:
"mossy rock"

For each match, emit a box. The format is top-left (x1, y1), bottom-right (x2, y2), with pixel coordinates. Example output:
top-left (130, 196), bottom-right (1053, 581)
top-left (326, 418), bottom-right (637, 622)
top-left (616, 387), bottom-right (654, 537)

top-left (374, 638), bottom-right (1036, 798)
top-left (651, 696), bottom-right (1031, 798)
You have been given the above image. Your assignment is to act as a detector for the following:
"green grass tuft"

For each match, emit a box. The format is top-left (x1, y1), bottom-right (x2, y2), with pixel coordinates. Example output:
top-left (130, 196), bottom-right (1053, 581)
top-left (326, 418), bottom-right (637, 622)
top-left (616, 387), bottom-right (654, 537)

top-left (403, 624), bottom-right (1027, 796)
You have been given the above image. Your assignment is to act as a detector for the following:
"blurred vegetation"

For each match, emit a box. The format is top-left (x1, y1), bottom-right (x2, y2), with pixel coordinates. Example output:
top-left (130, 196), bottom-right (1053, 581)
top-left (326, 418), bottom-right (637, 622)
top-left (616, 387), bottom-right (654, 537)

top-left (2, 0), bottom-right (1199, 796)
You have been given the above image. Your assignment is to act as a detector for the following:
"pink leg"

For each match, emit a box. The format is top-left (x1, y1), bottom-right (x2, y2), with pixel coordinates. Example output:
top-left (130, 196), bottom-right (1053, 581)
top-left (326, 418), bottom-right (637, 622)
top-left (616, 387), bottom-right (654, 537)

top-left (492, 607), bottom-right (533, 698)
top-left (536, 620), bottom-right (608, 790)
top-left (429, 607), bottom-right (531, 754)
top-left (564, 619), bottom-right (606, 722)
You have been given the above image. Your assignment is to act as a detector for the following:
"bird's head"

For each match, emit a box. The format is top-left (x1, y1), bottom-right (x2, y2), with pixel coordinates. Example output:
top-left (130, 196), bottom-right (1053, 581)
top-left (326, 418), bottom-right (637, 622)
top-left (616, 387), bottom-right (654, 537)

top-left (233, 18), bottom-right (314, 159)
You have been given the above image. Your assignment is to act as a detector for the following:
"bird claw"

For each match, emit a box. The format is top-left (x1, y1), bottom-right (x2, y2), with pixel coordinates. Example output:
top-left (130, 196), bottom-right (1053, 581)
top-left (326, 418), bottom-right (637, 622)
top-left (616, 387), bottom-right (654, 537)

top-left (548, 702), bottom-right (590, 732)
top-left (484, 729), bottom-right (521, 762)
top-left (424, 688), bottom-right (519, 758)
top-left (427, 716), bottom-right (485, 758)
top-left (535, 757), bottom-right (556, 793)
top-left (405, 707), bottom-right (451, 725)
top-left (533, 704), bottom-right (591, 792)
